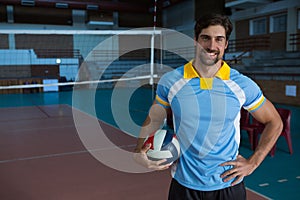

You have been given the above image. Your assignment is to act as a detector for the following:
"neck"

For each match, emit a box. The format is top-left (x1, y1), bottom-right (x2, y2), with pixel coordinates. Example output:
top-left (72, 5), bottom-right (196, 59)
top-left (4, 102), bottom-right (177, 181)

top-left (192, 60), bottom-right (223, 78)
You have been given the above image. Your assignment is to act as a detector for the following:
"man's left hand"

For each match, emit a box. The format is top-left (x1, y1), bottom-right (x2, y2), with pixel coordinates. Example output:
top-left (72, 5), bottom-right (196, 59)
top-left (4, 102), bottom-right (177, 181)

top-left (220, 155), bottom-right (256, 186)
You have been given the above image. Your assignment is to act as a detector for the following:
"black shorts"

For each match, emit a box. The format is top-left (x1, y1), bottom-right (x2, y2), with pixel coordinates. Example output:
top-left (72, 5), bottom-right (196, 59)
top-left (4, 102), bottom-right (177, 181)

top-left (168, 179), bottom-right (246, 200)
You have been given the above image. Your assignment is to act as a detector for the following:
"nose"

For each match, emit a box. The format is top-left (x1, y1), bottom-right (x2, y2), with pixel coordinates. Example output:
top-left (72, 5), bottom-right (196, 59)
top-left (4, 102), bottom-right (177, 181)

top-left (207, 39), bottom-right (218, 50)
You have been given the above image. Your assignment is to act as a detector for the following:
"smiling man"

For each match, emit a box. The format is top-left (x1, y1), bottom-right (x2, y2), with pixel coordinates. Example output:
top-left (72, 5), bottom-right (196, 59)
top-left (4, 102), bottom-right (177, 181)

top-left (134, 13), bottom-right (282, 200)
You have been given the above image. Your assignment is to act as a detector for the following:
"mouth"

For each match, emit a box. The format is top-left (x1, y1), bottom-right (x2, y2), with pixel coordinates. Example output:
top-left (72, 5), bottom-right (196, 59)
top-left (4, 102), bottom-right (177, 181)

top-left (205, 51), bottom-right (219, 60)
top-left (208, 52), bottom-right (217, 57)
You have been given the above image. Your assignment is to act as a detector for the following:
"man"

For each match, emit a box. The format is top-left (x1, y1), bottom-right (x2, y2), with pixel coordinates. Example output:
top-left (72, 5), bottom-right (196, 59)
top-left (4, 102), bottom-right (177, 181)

top-left (134, 13), bottom-right (282, 200)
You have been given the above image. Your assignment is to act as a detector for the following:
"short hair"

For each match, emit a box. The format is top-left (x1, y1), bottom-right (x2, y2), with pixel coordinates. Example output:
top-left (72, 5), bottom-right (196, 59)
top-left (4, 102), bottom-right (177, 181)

top-left (194, 13), bottom-right (233, 41)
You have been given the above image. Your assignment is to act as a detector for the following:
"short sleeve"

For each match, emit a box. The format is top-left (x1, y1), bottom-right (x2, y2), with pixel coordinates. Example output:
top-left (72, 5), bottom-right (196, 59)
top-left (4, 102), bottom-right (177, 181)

top-left (155, 75), bottom-right (171, 108)
top-left (241, 76), bottom-right (266, 112)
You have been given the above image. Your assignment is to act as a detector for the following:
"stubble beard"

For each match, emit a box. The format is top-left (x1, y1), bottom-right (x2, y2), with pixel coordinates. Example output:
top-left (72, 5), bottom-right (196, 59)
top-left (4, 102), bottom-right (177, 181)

top-left (199, 48), bottom-right (221, 67)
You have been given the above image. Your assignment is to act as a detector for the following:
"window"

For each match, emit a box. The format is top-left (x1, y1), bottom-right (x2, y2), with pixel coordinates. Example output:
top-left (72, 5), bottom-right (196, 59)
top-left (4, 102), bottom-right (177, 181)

top-left (250, 17), bottom-right (267, 35)
top-left (270, 14), bottom-right (287, 33)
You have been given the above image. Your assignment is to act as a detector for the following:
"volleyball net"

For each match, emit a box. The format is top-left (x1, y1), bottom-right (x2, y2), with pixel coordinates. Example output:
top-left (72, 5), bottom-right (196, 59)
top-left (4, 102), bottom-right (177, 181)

top-left (0, 28), bottom-right (194, 94)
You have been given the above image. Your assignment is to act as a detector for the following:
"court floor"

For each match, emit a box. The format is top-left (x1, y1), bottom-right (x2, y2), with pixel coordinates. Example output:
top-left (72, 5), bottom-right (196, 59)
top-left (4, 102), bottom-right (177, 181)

top-left (0, 104), bottom-right (269, 200)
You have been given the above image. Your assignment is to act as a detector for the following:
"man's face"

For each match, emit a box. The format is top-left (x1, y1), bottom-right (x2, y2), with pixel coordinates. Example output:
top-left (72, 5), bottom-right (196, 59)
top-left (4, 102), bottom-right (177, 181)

top-left (195, 25), bottom-right (228, 66)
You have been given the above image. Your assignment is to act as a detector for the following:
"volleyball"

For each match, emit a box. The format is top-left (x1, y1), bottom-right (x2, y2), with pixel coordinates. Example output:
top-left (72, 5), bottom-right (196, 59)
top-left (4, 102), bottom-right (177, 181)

top-left (144, 129), bottom-right (180, 165)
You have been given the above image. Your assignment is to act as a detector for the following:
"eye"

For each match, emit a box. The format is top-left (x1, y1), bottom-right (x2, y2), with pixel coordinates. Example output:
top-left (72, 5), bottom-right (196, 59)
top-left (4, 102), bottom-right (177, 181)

top-left (216, 36), bottom-right (225, 43)
top-left (199, 35), bottom-right (210, 42)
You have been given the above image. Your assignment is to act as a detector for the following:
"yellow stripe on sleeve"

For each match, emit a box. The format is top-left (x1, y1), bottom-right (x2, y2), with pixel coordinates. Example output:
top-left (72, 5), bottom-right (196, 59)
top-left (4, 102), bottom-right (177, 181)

top-left (155, 95), bottom-right (170, 107)
top-left (248, 96), bottom-right (266, 112)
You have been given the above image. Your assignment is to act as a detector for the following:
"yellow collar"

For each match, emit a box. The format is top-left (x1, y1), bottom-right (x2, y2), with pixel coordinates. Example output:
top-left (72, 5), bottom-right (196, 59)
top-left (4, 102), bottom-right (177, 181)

top-left (183, 60), bottom-right (230, 80)
top-left (183, 60), bottom-right (231, 89)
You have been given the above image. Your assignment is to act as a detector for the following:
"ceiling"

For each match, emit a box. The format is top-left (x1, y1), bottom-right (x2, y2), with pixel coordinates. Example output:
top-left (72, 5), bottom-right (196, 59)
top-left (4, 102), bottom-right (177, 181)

top-left (0, 0), bottom-right (186, 13)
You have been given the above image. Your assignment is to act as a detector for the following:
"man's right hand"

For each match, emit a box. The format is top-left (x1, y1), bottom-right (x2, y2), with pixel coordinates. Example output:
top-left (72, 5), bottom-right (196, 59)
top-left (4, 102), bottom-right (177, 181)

top-left (133, 143), bottom-right (171, 170)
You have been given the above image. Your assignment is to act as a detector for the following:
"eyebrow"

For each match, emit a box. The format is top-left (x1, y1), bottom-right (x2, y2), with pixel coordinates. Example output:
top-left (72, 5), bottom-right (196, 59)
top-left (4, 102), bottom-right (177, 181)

top-left (199, 34), bottom-right (226, 39)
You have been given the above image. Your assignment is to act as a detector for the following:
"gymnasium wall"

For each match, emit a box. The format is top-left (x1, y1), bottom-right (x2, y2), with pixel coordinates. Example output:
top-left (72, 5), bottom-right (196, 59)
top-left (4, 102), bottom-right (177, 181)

top-left (255, 79), bottom-right (300, 106)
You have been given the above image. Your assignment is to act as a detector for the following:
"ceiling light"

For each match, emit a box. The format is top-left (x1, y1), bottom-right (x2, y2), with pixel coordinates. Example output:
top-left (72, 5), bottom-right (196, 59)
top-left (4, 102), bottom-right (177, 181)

top-left (56, 3), bottom-right (68, 8)
top-left (21, 0), bottom-right (35, 6)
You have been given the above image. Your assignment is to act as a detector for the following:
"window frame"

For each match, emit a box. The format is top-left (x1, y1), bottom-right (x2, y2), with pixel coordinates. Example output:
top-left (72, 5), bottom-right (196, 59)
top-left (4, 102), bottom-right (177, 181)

top-left (250, 17), bottom-right (267, 35)
top-left (298, 10), bottom-right (300, 29)
top-left (270, 13), bottom-right (287, 33)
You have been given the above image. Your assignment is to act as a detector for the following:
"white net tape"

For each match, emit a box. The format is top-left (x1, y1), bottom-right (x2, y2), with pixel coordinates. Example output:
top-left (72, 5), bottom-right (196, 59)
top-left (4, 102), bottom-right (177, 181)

top-left (0, 74), bottom-right (158, 90)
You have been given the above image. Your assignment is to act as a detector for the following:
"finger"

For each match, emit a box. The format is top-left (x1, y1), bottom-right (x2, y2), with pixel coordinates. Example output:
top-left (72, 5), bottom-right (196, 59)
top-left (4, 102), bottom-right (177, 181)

top-left (141, 143), bottom-right (151, 153)
top-left (220, 167), bottom-right (237, 178)
top-left (231, 176), bottom-right (243, 186)
top-left (160, 165), bottom-right (171, 170)
top-left (222, 172), bottom-right (238, 182)
top-left (155, 164), bottom-right (171, 170)
top-left (156, 159), bottom-right (168, 165)
top-left (219, 161), bottom-right (235, 167)
top-left (150, 159), bottom-right (169, 168)
top-left (148, 161), bottom-right (170, 170)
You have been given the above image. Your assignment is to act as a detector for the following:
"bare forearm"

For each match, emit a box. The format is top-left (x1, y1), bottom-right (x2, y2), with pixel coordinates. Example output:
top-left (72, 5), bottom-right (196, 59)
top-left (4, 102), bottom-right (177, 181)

top-left (134, 102), bottom-right (168, 152)
top-left (134, 117), bottom-right (163, 152)
top-left (220, 119), bottom-right (282, 185)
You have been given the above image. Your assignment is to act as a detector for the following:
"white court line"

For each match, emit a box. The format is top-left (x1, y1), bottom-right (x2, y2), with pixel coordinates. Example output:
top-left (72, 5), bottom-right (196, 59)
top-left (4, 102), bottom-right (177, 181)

top-left (258, 183), bottom-right (270, 187)
top-left (246, 187), bottom-right (273, 200)
top-left (4, 124), bottom-right (75, 134)
top-left (277, 179), bottom-right (288, 183)
top-left (0, 144), bottom-right (136, 164)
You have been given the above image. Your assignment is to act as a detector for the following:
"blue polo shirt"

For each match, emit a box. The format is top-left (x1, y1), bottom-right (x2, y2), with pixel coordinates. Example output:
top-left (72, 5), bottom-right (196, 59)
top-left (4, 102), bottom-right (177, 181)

top-left (155, 61), bottom-right (265, 191)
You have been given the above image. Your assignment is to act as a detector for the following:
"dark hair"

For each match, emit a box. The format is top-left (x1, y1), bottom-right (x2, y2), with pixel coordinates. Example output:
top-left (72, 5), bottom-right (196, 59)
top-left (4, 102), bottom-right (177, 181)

top-left (194, 13), bottom-right (233, 41)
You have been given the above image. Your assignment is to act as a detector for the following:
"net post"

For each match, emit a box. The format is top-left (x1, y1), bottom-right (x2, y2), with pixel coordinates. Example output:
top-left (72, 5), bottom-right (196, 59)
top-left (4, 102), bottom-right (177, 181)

top-left (150, 33), bottom-right (155, 86)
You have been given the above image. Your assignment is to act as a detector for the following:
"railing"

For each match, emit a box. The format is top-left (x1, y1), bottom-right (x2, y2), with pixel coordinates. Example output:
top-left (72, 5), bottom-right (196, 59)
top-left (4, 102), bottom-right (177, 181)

top-left (227, 36), bottom-right (270, 53)
top-left (35, 49), bottom-right (81, 58)
top-left (163, 47), bottom-right (194, 60)
top-left (242, 71), bottom-right (300, 80)
top-left (91, 49), bottom-right (152, 60)
top-left (90, 48), bottom-right (194, 61)
top-left (289, 33), bottom-right (300, 51)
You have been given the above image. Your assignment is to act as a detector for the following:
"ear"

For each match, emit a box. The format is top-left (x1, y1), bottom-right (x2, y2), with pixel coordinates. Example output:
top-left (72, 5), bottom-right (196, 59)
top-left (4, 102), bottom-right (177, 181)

top-left (194, 37), bottom-right (198, 46)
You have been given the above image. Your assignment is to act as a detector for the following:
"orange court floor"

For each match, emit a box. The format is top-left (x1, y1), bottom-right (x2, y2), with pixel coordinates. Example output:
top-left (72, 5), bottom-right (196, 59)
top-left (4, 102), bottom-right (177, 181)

top-left (0, 104), bottom-right (269, 200)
